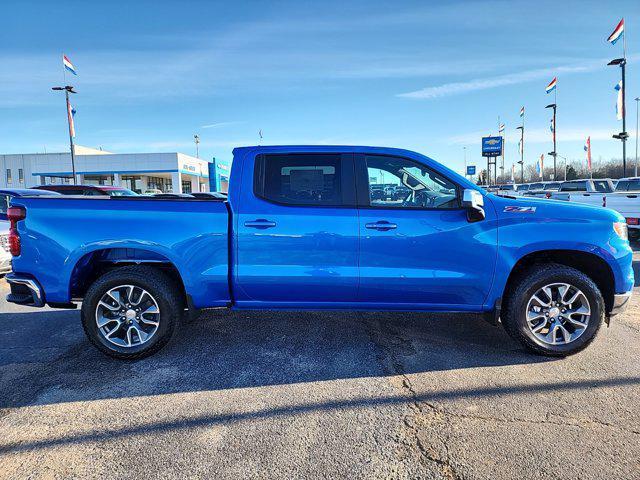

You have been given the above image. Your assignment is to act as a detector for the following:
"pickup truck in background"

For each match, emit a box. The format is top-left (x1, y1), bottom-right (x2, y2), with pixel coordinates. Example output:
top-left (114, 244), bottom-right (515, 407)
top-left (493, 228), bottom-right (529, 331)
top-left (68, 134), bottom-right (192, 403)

top-left (523, 181), bottom-right (562, 198)
top-left (609, 177), bottom-right (640, 239)
top-left (550, 179), bottom-right (614, 203)
top-left (549, 178), bottom-right (639, 238)
top-left (5, 146), bottom-right (634, 359)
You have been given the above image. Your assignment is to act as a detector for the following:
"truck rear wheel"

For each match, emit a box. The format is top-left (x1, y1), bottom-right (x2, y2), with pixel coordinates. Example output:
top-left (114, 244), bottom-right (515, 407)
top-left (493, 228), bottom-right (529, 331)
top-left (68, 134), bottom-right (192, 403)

top-left (502, 264), bottom-right (604, 357)
top-left (81, 265), bottom-right (183, 359)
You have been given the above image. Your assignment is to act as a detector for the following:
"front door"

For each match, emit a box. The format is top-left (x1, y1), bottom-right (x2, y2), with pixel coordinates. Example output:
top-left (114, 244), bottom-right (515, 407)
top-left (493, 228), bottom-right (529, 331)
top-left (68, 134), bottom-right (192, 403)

top-left (235, 152), bottom-right (359, 307)
top-left (356, 153), bottom-right (497, 310)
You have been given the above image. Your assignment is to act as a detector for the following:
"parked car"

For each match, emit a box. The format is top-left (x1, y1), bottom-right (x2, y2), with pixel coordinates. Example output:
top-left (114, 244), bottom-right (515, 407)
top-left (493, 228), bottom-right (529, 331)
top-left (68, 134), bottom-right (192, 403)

top-left (0, 188), bottom-right (61, 220)
top-left (369, 185), bottom-right (385, 201)
top-left (152, 193), bottom-right (195, 199)
top-left (550, 179), bottom-right (615, 202)
top-left (142, 188), bottom-right (163, 195)
top-left (190, 192), bottom-right (228, 200)
top-left (33, 185), bottom-right (138, 196)
top-left (524, 182), bottom-right (562, 198)
top-left (496, 184), bottom-right (520, 196)
top-left (5, 145), bottom-right (633, 359)
top-left (0, 220), bottom-right (10, 275)
top-left (614, 177), bottom-right (640, 193)
top-left (548, 179), bottom-right (639, 236)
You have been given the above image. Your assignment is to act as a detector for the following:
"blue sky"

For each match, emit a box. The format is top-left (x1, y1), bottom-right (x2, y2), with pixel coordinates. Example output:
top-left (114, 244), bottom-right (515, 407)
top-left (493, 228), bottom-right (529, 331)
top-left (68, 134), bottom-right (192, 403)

top-left (1, 0), bottom-right (639, 175)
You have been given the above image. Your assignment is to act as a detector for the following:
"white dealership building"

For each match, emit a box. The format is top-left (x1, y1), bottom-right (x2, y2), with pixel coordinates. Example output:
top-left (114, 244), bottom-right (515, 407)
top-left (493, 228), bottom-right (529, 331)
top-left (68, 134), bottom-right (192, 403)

top-left (0, 146), bottom-right (230, 194)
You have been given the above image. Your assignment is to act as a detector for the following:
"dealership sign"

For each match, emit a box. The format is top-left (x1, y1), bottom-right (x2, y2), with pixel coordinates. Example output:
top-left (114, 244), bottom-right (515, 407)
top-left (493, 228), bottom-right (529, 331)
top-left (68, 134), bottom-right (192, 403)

top-left (481, 137), bottom-right (503, 157)
top-left (466, 165), bottom-right (476, 175)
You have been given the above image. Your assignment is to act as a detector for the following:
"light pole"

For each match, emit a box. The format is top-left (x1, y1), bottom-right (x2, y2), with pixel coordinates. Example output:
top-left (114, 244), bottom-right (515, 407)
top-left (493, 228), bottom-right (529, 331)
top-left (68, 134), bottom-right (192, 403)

top-left (52, 85), bottom-right (77, 184)
top-left (635, 97), bottom-right (639, 177)
top-left (516, 126), bottom-right (524, 183)
top-left (608, 58), bottom-right (628, 177)
top-left (556, 154), bottom-right (569, 181)
top-left (194, 134), bottom-right (200, 159)
top-left (463, 146), bottom-right (467, 178)
top-left (545, 103), bottom-right (557, 179)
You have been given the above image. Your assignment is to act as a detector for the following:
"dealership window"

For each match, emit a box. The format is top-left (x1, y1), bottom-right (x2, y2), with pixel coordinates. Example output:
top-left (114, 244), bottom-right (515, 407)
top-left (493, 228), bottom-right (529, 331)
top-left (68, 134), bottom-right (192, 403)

top-left (18, 169), bottom-right (24, 184)
top-left (6, 169), bottom-right (12, 185)
top-left (182, 181), bottom-right (192, 194)
top-left (256, 154), bottom-right (344, 206)
top-left (147, 176), bottom-right (172, 192)
top-left (85, 175), bottom-right (114, 186)
top-left (365, 155), bottom-right (459, 209)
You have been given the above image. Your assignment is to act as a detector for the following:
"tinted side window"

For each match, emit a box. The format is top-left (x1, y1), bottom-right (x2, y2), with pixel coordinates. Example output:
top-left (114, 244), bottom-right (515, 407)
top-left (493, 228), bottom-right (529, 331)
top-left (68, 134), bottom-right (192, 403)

top-left (257, 154), bottom-right (345, 206)
top-left (365, 155), bottom-right (459, 209)
top-left (562, 182), bottom-right (586, 192)
top-left (628, 180), bottom-right (640, 191)
top-left (616, 181), bottom-right (629, 191)
top-left (593, 181), bottom-right (612, 193)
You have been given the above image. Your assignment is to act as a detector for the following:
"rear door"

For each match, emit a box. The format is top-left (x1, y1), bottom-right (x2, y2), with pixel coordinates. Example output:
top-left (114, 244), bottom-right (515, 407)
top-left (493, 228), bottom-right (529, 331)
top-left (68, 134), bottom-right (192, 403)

top-left (355, 153), bottom-right (497, 309)
top-left (235, 152), bottom-right (359, 307)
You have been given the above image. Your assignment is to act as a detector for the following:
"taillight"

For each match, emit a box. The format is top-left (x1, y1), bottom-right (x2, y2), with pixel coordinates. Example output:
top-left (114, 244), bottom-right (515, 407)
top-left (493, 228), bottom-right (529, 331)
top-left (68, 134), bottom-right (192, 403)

top-left (545, 192), bottom-right (551, 199)
top-left (7, 206), bottom-right (26, 257)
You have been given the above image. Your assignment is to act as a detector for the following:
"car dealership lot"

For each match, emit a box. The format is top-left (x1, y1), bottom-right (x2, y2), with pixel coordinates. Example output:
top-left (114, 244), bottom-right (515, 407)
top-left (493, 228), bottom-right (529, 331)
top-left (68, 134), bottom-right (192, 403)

top-left (0, 249), bottom-right (639, 479)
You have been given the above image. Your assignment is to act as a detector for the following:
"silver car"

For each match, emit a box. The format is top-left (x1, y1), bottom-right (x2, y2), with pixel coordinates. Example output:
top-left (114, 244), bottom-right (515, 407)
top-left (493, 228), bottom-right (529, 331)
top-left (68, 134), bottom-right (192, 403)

top-left (0, 220), bottom-right (10, 275)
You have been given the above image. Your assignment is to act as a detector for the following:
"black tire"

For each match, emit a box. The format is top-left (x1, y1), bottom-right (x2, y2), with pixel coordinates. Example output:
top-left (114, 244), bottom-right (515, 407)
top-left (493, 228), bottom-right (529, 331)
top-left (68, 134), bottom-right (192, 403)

top-left (81, 265), bottom-right (183, 360)
top-left (502, 263), bottom-right (604, 357)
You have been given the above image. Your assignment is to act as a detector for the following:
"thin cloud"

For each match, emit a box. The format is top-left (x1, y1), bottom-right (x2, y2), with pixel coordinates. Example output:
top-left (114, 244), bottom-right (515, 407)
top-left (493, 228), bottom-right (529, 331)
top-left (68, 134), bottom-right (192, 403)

top-left (200, 121), bottom-right (244, 129)
top-left (397, 61), bottom-right (606, 100)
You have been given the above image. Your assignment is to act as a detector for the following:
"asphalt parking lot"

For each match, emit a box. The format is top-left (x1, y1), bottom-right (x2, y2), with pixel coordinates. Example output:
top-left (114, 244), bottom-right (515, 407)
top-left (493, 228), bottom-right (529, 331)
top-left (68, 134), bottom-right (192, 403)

top-left (1, 249), bottom-right (639, 479)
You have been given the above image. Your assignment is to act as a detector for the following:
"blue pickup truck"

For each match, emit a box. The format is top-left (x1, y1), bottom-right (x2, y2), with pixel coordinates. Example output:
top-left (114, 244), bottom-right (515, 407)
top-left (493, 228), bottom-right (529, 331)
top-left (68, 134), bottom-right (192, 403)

top-left (5, 146), bottom-right (634, 359)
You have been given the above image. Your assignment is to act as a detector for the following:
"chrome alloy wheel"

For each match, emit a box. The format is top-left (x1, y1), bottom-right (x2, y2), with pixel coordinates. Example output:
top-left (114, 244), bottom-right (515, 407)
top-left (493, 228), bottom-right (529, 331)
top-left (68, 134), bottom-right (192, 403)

top-left (95, 285), bottom-right (160, 348)
top-left (526, 283), bottom-right (591, 346)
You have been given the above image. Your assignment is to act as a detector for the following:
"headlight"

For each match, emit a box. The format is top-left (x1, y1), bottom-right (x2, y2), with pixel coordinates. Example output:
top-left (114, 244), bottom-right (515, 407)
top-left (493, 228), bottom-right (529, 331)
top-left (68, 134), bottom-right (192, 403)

top-left (613, 222), bottom-right (628, 241)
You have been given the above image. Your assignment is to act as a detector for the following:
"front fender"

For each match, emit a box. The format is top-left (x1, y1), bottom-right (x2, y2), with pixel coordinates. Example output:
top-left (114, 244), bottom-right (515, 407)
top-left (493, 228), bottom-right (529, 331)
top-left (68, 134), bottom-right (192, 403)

top-left (486, 218), bottom-right (634, 309)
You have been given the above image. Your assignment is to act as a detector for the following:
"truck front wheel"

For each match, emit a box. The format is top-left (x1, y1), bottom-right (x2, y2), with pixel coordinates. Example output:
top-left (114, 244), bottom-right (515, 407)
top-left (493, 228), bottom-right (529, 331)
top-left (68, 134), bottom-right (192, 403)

top-left (502, 264), bottom-right (604, 356)
top-left (81, 266), bottom-right (183, 359)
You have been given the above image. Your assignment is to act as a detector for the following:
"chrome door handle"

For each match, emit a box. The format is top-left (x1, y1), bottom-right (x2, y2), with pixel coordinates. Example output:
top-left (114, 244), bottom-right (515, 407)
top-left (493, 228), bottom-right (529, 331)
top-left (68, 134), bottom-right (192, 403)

top-left (244, 219), bottom-right (277, 229)
top-left (365, 221), bottom-right (397, 231)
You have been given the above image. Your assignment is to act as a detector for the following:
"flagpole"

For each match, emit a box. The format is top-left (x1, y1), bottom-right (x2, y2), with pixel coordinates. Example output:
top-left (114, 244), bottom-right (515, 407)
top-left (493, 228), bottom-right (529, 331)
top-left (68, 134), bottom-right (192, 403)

top-left (53, 85), bottom-right (77, 185)
top-left (65, 89), bottom-right (77, 184)
top-left (521, 109), bottom-right (525, 183)
top-left (554, 85), bottom-right (558, 179)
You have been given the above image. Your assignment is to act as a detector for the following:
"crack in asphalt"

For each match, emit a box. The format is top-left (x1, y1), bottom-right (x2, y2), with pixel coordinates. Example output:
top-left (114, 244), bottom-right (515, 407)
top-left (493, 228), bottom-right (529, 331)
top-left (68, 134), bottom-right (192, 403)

top-left (361, 316), bottom-right (464, 480)
top-left (360, 314), bottom-right (640, 479)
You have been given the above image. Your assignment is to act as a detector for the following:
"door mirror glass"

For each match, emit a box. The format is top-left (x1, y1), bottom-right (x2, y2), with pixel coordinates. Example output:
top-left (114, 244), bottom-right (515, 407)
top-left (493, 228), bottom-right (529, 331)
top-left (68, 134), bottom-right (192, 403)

top-left (462, 189), bottom-right (485, 222)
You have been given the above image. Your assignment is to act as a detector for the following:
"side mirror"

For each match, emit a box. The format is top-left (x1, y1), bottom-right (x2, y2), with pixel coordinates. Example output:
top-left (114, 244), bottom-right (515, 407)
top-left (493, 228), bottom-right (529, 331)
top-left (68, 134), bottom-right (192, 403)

top-left (462, 189), bottom-right (485, 222)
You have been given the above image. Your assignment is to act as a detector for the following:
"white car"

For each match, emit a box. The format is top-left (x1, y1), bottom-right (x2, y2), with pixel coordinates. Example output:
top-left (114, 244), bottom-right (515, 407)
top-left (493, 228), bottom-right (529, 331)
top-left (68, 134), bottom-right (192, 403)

top-left (0, 220), bottom-right (10, 275)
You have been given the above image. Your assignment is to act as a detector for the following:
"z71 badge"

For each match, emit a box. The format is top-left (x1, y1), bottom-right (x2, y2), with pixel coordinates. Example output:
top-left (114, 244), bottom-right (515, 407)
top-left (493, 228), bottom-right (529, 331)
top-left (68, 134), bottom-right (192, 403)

top-left (504, 206), bottom-right (537, 213)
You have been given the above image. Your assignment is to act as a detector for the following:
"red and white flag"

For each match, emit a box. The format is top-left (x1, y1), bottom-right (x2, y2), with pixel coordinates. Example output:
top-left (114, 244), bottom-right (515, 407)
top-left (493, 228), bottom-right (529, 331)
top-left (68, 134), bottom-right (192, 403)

top-left (67, 99), bottom-right (76, 138)
top-left (584, 136), bottom-right (592, 171)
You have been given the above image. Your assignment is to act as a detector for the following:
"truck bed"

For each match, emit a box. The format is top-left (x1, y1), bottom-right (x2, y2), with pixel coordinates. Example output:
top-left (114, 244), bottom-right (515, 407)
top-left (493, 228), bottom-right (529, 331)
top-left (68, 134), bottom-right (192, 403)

top-left (9, 196), bottom-right (231, 308)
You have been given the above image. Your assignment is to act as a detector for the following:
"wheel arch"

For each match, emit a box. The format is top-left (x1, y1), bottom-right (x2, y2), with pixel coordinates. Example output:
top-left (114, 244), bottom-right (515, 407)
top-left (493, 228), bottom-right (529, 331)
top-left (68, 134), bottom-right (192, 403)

top-left (501, 249), bottom-right (615, 314)
top-left (68, 247), bottom-right (188, 306)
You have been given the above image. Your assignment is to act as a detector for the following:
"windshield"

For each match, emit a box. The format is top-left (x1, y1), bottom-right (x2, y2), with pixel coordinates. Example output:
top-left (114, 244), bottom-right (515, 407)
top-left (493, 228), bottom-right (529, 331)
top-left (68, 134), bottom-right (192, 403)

top-left (528, 183), bottom-right (544, 190)
top-left (107, 189), bottom-right (138, 197)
